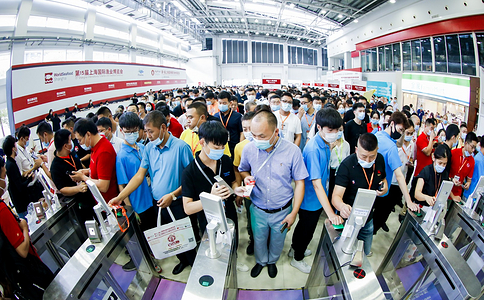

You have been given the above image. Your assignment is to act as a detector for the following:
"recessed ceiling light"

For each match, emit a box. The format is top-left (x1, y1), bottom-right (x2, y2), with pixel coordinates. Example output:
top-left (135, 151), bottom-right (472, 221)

top-left (354, 19), bottom-right (358, 23)
top-left (278, 34), bottom-right (281, 37)
top-left (266, 33), bottom-right (269, 36)
top-left (281, 22), bottom-right (286, 26)
top-left (390, 0), bottom-right (396, 3)
top-left (297, 37), bottom-right (301, 40)
top-left (214, 17), bottom-right (218, 21)
top-left (308, 39), bottom-right (311, 42)
top-left (321, 10), bottom-right (327, 14)
top-left (228, 17), bottom-right (232, 22)
top-left (289, 3), bottom-right (295, 8)
top-left (234, 30), bottom-right (238, 33)
top-left (245, 31), bottom-right (249, 34)
top-left (223, 30), bottom-right (227, 33)
top-left (255, 32), bottom-right (259, 35)
top-left (318, 42), bottom-right (321, 45)
top-left (204, 30), bottom-right (208, 33)
top-left (268, 20), bottom-right (272, 24)
top-left (338, 14), bottom-right (343, 18)
top-left (241, 18), bottom-right (245, 22)
top-left (254, 19), bottom-right (259, 23)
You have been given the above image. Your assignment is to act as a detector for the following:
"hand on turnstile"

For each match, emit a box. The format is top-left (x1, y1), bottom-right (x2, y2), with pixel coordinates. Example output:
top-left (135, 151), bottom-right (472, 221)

top-left (407, 201), bottom-right (420, 213)
top-left (426, 196), bottom-right (436, 206)
top-left (328, 213), bottom-right (344, 225)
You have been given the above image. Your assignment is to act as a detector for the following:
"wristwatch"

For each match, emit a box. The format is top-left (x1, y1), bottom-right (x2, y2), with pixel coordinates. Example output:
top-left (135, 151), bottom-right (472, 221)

top-left (170, 192), bottom-right (177, 201)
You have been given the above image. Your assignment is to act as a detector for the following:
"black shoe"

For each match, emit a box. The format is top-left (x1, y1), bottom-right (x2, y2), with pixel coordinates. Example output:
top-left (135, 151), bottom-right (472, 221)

top-left (382, 224), bottom-right (389, 232)
top-left (246, 242), bottom-right (254, 256)
top-left (251, 263), bottom-right (264, 278)
top-left (122, 259), bottom-right (136, 272)
top-left (172, 262), bottom-right (188, 275)
top-left (267, 264), bottom-right (277, 278)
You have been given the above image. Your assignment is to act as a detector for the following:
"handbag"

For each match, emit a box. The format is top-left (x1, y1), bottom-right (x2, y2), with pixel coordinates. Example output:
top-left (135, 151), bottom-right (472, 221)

top-left (143, 207), bottom-right (196, 260)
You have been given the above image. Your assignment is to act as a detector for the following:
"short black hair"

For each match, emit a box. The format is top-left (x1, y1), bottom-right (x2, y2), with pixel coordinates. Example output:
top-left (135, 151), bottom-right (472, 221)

top-left (316, 108), bottom-right (343, 130)
top-left (143, 110), bottom-right (166, 128)
top-left (445, 124), bottom-right (460, 141)
top-left (352, 102), bottom-right (365, 111)
top-left (345, 99), bottom-right (353, 106)
top-left (96, 106), bottom-right (112, 117)
top-left (460, 122), bottom-right (467, 129)
top-left (466, 132), bottom-right (478, 144)
top-left (128, 103), bottom-right (139, 112)
top-left (62, 117), bottom-right (75, 129)
top-left (3, 135), bottom-right (16, 157)
top-left (17, 125), bottom-right (30, 139)
top-left (36, 121), bottom-right (53, 135)
top-left (73, 118), bottom-right (98, 137)
top-left (389, 111), bottom-right (410, 129)
top-left (205, 92), bottom-right (215, 99)
top-left (281, 92), bottom-right (293, 100)
top-left (425, 118), bottom-right (436, 126)
top-left (261, 89), bottom-right (269, 98)
top-left (54, 129), bottom-right (71, 152)
top-left (119, 112), bottom-right (141, 130)
top-left (300, 93), bottom-right (313, 102)
top-left (242, 111), bottom-right (256, 122)
top-left (198, 121), bottom-right (229, 146)
top-left (370, 110), bottom-right (380, 119)
top-left (218, 91), bottom-right (231, 101)
top-left (434, 144), bottom-right (448, 160)
top-left (188, 102), bottom-right (208, 118)
top-left (138, 102), bottom-right (146, 111)
top-left (245, 88), bottom-right (255, 94)
top-left (156, 103), bottom-right (171, 117)
top-left (193, 96), bottom-right (206, 103)
top-left (96, 117), bottom-right (113, 130)
top-left (358, 133), bottom-right (378, 152)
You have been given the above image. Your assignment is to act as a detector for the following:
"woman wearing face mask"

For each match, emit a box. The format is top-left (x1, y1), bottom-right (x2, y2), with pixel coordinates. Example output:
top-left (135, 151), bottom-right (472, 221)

top-left (367, 111), bottom-right (381, 133)
top-left (411, 145), bottom-right (450, 206)
top-left (329, 125), bottom-right (350, 199)
top-left (436, 129), bottom-right (446, 144)
top-left (337, 103), bottom-right (345, 118)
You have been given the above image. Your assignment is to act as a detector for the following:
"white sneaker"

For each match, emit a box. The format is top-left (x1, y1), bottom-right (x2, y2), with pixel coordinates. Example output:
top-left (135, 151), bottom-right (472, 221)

top-left (288, 247), bottom-right (312, 258)
top-left (290, 258), bottom-right (311, 274)
top-left (367, 251), bottom-right (373, 257)
top-left (237, 263), bottom-right (249, 272)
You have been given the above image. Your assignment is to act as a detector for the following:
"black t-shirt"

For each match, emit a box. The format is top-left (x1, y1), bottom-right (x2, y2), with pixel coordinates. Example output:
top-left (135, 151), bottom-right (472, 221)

top-left (335, 153), bottom-right (386, 221)
top-left (73, 138), bottom-right (90, 168)
top-left (172, 104), bottom-right (185, 118)
top-left (214, 109), bottom-right (243, 149)
top-left (5, 157), bottom-right (32, 213)
top-left (182, 153), bottom-right (236, 232)
top-left (410, 163), bottom-right (450, 206)
top-left (344, 119), bottom-right (367, 154)
top-left (50, 154), bottom-right (96, 208)
top-left (441, 143), bottom-right (452, 174)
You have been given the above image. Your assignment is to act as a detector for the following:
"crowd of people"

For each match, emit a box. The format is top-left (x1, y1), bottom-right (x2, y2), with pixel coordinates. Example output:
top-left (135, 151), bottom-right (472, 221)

top-left (0, 85), bottom-right (479, 298)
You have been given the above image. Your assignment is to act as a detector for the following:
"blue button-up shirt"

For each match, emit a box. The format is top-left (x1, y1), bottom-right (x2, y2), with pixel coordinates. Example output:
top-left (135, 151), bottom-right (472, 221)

top-left (464, 151), bottom-right (484, 199)
top-left (116, 143), bottom-right (153, 214)
top-left (141, 133), bottom-right (193, 200)
top-left (301, 133), bottom-right (330, 211)
top-left (375, 130), bottom-right (402, 197)
top-left (238, 137), bottom-right (308, 210)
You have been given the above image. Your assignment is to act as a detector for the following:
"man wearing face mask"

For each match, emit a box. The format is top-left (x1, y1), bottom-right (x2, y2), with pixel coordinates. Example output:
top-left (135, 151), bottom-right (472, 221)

top-left (344, 103), bottom-right (367, 154)
top-left (373, 113), bottom-right (419, 234)
top-left (244, 88), bottom-right (257, 105)
top-left (415, 118), bottom-right (437, 176)
top-left (290, 108), bottom-right (344, 274)
top-left (36, 121), bottom-right (55, 169)
top-left (449, 132), bottom-right (478, 203)
top-left (237, 107), bottom-right (308, 278)
top-left (298, 94), bottom-right (316, 152)
top-left (205, 91), bottom-right (219, 116)
top-left (70, 119), bottom-right (118, 202)
top-left (332, 134), bottom-right (388, 256)
top-left (109, 111), bottom-right (197, 275)
top-left (440, 124), bottom-right (460, 175)
top-left (215, 91), bottom-right (243, 156)
top-left (180, 102), bottom-right (231, 157)
top-left (273, 93), bottom-right (302, 146)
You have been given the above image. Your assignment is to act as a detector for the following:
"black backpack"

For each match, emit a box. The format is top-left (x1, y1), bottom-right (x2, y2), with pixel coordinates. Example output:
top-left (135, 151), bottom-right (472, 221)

top-left (0, 203), bottom-right (54, 300)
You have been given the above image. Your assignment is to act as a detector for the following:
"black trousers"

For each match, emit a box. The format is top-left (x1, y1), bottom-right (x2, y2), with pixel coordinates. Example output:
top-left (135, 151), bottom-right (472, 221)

top-left (291, 208), bottom-right (323, 261)
top-left (328, 168), bottom-right (337, 201)
top-left (159, 200), bottom-right (196, 265)
top-left (373, 185), bottom-right (402, 233)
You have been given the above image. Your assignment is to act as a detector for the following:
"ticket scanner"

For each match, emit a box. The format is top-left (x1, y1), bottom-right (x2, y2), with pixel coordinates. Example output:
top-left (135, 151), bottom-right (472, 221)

top-left (182, 192), bottom-right (237, 300)
top-left (376, 181), bottom-right (481, 299)
top-left (304, 189), bottom-right (387, 299)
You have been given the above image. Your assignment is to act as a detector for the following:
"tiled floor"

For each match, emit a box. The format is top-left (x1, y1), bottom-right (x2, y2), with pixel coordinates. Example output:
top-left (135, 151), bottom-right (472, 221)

top-left (155, 204), bottom-right (404, 290)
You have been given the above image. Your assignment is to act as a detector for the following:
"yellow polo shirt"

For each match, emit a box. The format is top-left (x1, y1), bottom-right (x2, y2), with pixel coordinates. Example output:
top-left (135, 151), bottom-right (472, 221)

top-left (233, 139), bottom-right (250, 167)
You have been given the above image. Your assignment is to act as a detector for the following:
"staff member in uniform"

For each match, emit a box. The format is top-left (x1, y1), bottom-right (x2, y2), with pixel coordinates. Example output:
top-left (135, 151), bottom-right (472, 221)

top-left (298, 93), bottom-right (316, 152)
top-left (411, 145), bottom-right (450, 206)
top-left (332, 133), bottom-right (388, 256)
top-left (449, 132), bottom-right (478, 202)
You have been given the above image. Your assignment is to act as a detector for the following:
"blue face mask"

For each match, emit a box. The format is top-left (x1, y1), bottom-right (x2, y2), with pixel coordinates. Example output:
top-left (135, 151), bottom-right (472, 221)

top-left (337, 108), bottom-right (345, 114)
top-left (271, 105), bottom-right (280, 111)
top-left (443, 120), bottom-right (448, 125)
top-left (219, 104), bottom-right (229, 112)
top-left (207, 101), bottom-right (212, 106)
top-left (404, 135), bottom-right (413, 142)
top-left (464, 150), bottom-right (471, 157)
top-left (453, 141), bottom-right (458, 148)
top-left (371, 119), bottom-right (379, 125)
top-left (313, 104), bottom-right (322, 111)
top-left (25, 140), bottom-right (29, 147)
top-left (291, 109), bottom-right (299, 114)
top-left (152, 127), bottom-right (165, 146)
top-left (281, 103), bottom-right (292, 112)
top-left (204, 145), bottom-right (224, 160)
top-left (336, 131), bottom-right (343, 140)
top-left (125, 132), bottom-right (139, 145)
top-left (435, 164), bottom-right (445, 174)
top-left (302, 104), bottom-right (309, 112)
top-left (254, 130), bottom-right (276, 150)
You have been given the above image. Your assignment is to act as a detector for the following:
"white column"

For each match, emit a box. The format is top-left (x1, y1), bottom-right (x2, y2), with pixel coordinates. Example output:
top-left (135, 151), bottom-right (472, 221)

top-left (129, 24), bottom-right (137, 63)
top-left (11, 0), bottom-right (33, 65)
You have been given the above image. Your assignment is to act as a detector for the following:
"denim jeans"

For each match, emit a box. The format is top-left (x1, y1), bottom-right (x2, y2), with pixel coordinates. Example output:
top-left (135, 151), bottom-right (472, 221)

top-left (357, 219), bottom-right (374, 255)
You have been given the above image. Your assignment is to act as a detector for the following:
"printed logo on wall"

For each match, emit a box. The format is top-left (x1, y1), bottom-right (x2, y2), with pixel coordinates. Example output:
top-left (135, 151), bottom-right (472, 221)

top-left (138, 69), bottom-right (144, 76)
top-left (44, 73), bottom-right (53, 84)
top-left (366, 81), bottom-right (393, 99)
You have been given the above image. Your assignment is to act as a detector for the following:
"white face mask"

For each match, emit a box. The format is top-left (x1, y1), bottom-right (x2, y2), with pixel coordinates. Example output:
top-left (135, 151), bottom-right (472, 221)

top-left (247, 95), bottom-right (256, 102)
top-left (322, 131), bottom-right (338, 144)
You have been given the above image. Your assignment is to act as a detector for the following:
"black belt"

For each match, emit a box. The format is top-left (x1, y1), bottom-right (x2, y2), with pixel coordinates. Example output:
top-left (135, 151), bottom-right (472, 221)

top-left (256, 200), bottom-right (291, 214)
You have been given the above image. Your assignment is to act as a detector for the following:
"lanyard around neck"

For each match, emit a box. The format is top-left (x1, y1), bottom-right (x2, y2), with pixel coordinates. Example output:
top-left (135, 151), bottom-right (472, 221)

top-left (362, 165), bottom-right (375, 189)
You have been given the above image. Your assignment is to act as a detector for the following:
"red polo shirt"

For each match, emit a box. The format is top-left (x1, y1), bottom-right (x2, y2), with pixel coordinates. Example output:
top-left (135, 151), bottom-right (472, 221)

top-left (169, 117), bottom-right (183, 138)
top-left (0, 201), bottom-right (40, 259)
top-left (90, 136), bottom-right (118, 202)
top-left (415, 132), bottom-right (433, 176)
top-left (449, 148), bottom-right (474, 197)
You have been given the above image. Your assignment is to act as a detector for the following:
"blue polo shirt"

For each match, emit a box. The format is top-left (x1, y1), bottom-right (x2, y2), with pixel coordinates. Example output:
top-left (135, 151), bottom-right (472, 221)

top-left (301, 133), bottom-right (331, 211)
top-left (116, 143), bottom-right (153, 214)
top-left (375, 130), bottom-right (402, 197)
top-left (141, 133), bottom-right (193, 200)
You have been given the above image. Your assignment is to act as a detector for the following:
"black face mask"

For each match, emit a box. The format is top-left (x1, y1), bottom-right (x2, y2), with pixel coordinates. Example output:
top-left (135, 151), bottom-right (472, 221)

top-left (391, 124), bottom-right (402, 140)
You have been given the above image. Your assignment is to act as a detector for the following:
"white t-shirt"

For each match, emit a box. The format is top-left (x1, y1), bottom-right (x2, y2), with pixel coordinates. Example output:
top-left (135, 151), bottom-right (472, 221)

top-left (15, 144), bottom-right (34, 174)
top-left (110, 136), bottom-right (124, 154)
top-left (114, 123), bottom-right (125, 139)
top-left (392, 141), bottom-right (414, 185)
top-left (330, 138), bottom-right (350, 170)
top-left (274, 111), bottom-right (302, 144)
top-left (46, 139), bottom-right (55, 170)
top-left (178, 113), bottom-right (188, 129)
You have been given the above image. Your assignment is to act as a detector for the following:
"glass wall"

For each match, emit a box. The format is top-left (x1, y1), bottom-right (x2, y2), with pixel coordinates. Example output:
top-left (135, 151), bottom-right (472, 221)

top-left (288, 46), bottom-right (317, 65)
top-left (322, 47), bottom-right (328, 70)
top-left (362, 32), bottom-right (479, 76)
top-left (222, 39), bottom-right (248, 64)
top-left (249, 41), bottom-right (283, 64)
